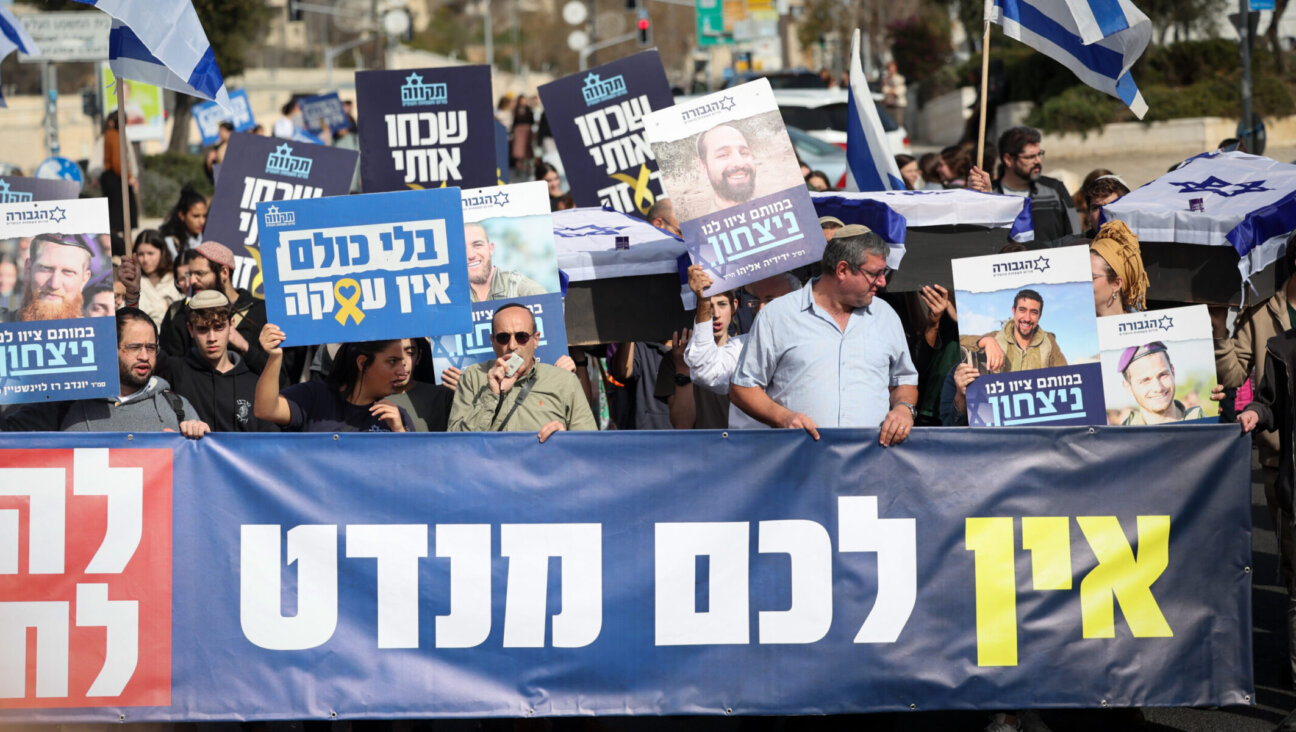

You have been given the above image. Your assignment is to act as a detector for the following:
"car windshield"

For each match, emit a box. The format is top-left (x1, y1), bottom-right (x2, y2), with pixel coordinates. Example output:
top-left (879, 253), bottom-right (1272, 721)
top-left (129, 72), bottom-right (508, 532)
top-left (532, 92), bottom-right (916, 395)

top-left (780, 102), bottom-right (898, 133)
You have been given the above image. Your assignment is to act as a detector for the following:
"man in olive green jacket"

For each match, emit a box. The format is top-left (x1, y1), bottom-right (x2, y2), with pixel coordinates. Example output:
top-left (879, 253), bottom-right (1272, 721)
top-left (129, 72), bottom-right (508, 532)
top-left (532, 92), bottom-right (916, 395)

top-left (449, 303), bottom-right (595, 441)
top-left (961, 289), bottom-right (1068, 373)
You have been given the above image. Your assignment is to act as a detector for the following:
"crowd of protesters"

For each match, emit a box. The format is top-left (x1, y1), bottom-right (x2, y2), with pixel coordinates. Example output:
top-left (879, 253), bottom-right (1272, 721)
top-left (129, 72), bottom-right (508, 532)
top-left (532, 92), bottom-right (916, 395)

top-left (0, 93), bottom-right (1292, 728)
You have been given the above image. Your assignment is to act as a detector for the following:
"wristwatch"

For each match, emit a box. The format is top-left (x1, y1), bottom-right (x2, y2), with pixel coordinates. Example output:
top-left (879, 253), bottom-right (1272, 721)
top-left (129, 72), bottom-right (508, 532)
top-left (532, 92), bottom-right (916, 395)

top-left (896, 400), bottom-right (917, 419)
top-left (673, 373), bottom-right (692, 386)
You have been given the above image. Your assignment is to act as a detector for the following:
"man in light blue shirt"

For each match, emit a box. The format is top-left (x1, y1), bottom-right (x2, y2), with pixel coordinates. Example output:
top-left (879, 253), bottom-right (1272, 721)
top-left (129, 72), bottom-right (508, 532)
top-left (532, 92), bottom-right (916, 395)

top-left (730, 230), bottom-right (919, 446)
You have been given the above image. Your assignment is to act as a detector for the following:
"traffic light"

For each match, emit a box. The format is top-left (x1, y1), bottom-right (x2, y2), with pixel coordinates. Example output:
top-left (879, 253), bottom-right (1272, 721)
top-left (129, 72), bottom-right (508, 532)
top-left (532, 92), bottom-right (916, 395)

top-left (288, 0), bottom-right (303, 22)
top-left (637, 13), bottom-right (651, 46)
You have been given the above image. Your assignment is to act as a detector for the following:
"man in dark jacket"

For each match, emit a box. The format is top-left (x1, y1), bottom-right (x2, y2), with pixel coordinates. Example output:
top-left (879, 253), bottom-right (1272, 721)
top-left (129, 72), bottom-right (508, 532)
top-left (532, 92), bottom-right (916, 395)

top-left (993, 126), bottom-right (1080, 245)
top-left (157, 290), bottom-right (277, 432)
top-left (1239, 331), bottom-right (1296, 693)
top-left (159, 240), bottom-right (270, 374)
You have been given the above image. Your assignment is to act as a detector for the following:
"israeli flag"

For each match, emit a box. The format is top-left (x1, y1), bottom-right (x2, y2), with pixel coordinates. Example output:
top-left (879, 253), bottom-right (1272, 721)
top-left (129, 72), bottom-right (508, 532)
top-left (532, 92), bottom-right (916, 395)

top-left (70, 0), bottom-right (231, 109)
top-left (986, 0), bottom-right (1150, 119)
top-left (0, 7), bottom-right (40, 108)
top-left (1103, 152), bottom-right (1296, 292)
top-left (846, 29), bottom-right (904, 192)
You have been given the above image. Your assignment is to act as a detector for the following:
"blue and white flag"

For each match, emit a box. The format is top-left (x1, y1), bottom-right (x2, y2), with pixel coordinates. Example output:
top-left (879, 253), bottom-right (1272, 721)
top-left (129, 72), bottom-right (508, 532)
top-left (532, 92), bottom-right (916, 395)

top-left (70, 0), bottom-right (230, 109)
top-left (987, 0), bottom-right (1150, 118)
top-left (846, 29), bottom-right (903, 192)
top-left (0, 7), bottom-right (39, 108)
top-left (1103, 151), bottom-right (1296, 291)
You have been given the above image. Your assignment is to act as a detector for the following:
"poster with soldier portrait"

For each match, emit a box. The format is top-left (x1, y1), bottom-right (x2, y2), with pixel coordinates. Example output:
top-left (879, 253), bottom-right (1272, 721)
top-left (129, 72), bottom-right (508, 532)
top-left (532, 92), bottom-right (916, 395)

top-left (643, 79), bottom-right (825, 296)
top-left (0, 198), bottom-right (119, 404)
top-left (1098, 305), bottom-right (1218, 425)
top-left (952, 245), bottom-right (1106, 426)
top-left (431, 180), bottom-right (568, 382)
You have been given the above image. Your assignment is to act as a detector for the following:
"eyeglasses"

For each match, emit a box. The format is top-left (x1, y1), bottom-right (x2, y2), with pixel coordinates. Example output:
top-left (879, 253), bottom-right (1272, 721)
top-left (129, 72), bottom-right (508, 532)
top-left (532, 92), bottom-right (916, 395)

top-left (1014, 150), bottom-right (1046, 162)
top-left (855, 265), bottom-right (892, 282)
top-left (121, 342), bottom-right (159, 354)
top-left (494, 331), bottom-right (533, 346)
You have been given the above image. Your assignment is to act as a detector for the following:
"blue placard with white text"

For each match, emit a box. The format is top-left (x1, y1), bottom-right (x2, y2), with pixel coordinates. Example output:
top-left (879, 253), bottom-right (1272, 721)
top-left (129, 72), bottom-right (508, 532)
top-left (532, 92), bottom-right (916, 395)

top-left (300, 92), bottom-right (350, 135)
top-left (204, 133), bottom-right (360, 297)
top-left (192, 89), bottom-right (256, 146)
top-left (538, 51), bottom-right (674, 215)
top-left (356, 65), bottom-right (497, 192)
top-left (257, 189), bottom-right (472, 346)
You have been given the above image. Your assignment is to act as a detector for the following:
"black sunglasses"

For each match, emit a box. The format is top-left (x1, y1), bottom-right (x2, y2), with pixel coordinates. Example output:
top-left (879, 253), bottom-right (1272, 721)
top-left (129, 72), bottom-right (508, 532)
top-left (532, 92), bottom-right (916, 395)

top-left (494, 331), bottom-right (534, 345)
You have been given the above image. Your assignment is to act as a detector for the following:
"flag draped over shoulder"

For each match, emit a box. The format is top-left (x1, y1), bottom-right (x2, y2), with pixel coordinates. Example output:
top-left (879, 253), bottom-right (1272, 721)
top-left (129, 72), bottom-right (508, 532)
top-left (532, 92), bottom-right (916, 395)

top-left (986, 0), bottom-right (1150, 119)
top-left (70, 0), bottom-right (231, 109)
top-left (846, 29), bottom-right (904, 192)
top-left (0, 8), bottom-right (39, 108)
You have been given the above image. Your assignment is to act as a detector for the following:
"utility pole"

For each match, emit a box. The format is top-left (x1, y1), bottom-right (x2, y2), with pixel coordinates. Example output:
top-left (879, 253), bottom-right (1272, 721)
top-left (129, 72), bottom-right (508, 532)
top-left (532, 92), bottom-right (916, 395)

top-left (1239, 0), bottom-right (1254, 151)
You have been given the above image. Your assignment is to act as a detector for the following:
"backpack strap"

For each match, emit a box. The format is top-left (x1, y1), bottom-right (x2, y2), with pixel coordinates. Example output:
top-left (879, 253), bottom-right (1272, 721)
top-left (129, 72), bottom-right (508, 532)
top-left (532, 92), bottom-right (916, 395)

top-left (160, 390), bottom-right (185, 423)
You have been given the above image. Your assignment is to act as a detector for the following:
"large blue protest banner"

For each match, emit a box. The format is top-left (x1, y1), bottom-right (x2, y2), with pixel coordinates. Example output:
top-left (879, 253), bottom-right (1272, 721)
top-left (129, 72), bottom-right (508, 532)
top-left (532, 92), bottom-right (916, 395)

top-left (300, 92), bottom-right (350, 136)
top-left (643, 79), bottom-right (827, 296)
top-left (0, 199), bottom-right (118, 404)
top-left (204, 133), bottom-right (359, 297)
top-left (192, 89), bottom-right (256, 146)
top-left (538, 51), bottom-right (674, 216)
top-left (356, 65), bottom-right (496, 192)
top-left (0, 427), bottom-right (1251, 720)
top-left (0, 176), bottom-right (82, 203)
top-left (257, 188), bottom-right (472, 346)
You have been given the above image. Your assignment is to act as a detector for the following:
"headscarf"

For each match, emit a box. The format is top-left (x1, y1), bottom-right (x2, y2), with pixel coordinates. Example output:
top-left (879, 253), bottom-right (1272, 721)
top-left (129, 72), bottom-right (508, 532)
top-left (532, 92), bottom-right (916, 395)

top-left (1090, 220), bottom-right (1149, 312)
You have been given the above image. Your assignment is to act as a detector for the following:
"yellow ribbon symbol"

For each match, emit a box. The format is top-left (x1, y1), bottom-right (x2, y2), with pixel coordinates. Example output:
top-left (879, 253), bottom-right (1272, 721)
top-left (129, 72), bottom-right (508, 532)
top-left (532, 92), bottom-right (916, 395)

top-left (610, 164), bottom-right (656, 215)
top-left (333, 278), bottom-right (366, 326)
top-left (247, 245), bottom-right (265, 300)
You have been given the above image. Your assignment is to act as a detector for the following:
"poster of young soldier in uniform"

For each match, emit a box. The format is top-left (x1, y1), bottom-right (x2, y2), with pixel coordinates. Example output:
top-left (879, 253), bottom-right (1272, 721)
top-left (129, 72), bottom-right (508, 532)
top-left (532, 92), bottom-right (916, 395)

top-left (952, 245), bottom-right (1106, 426)
top-left (538, 51), bottom-right (674, 216)
top-left (643, 79), bottom-right (826, 296)
top-left (256, 188), bottom-right (472, 347)
top-left (203, 133), bottom-right (359, 298)
top-left (356, 65), bottom-right (496, 192)
top-left (431, 180), bottom-right (568, 381)
top-left (1098, 305), bottom-right (1218, 425)
top-left (0, 198), bottom-right (119, 403)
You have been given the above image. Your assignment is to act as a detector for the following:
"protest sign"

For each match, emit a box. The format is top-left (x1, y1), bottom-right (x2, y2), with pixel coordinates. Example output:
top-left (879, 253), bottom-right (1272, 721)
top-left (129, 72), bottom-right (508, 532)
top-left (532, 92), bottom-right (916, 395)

top-left (356, 65), bottom-right (496, 192)
top-left (0, 427), bottom-right (1252, 719)
top-left (257, 188), bottom-right (471, 347)
top-left (538, 51), bottom-right (674, 215)
top-left (99, 65), bottom-right (165, 142)
top-left (1098, 305), bottom-right (1218, 425)
top-left (0, 176), bottom-right (81, 204)
top-left (192, 89), bottom-right (256, 146)
top-left (643, 79), bottom-right (826, 295)
top-left (953, 245), bottom-right (1106, 426)
top-left (430, 181), bottom-right (567, 378)
top-left (204, 133), bottom-right (359, 297)
top-left (0, 198), bottom-right (118, 404)
top-left (300, 92), bottom-right (351, 136)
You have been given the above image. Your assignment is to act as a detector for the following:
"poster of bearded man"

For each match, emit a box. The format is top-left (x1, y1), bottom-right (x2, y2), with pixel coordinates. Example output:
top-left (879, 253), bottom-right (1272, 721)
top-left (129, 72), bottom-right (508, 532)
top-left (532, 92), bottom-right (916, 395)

top-left (0, 198), bottom-right (120, 404)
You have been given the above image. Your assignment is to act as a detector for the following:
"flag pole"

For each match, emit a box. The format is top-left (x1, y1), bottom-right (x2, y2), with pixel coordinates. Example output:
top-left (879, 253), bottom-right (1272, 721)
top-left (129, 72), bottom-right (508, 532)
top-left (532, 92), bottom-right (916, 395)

top-left (115, 71), bottom-right (133, 257)
top-left (976, 1), bottom-right (993, 172)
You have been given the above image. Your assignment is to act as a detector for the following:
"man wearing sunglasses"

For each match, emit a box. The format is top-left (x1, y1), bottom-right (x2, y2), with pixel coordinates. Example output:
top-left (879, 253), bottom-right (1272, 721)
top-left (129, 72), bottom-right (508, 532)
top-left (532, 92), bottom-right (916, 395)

top-left (730, 230), bottom-right (919, 447)
top-left (449, 302), bottom-right (596, 441)
top-left (2, 308), bottom-right (210, 437)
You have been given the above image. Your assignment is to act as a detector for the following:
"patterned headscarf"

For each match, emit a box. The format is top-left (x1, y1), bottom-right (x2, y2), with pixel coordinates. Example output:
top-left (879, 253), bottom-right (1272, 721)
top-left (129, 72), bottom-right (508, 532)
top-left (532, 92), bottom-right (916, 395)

top-left (1090, 220), bottom-right (1149, 312)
